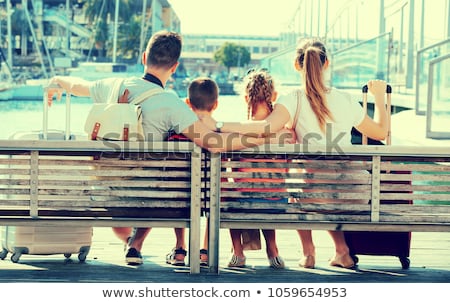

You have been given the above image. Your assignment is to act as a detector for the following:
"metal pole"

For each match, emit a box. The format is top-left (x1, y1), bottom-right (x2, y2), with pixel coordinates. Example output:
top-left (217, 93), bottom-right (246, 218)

top-left (447, 0), bottom-right (450, 38)
top-left (112, 0), bottom-right (120, 63)
top-left (304, 0), bottom-right (307, 36)
top-left (310, 0), bottom-right (313, 36)
top-left (325, 0), bottom-right (329, 39)
top-left (317, 0), bottom-right (320, 37)
top-left (399, 3), bottom-right (405, 73)
top-left (406, 0), bottom-right (415, 88)
top-left (420, 0), bottom-right (425, 48)
top-left (138, 0), bottom-right (147, 65)
top-left (66, 0), bottom-right (70, 51)
top-left (6, 0), bottom-right (12, 68)
top-left (347, 7), bottom-right (350, 46)
top-left (355, 5), bottom-right (358, 43)
top-left (376, 0), bottom-right (386, 79)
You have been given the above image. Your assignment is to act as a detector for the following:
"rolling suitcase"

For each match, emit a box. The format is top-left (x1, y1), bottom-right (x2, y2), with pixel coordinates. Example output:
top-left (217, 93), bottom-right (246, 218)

top-left (346, 84), bottom-right (412, 269)
top-left (0, 85), bottom-right (93, 263)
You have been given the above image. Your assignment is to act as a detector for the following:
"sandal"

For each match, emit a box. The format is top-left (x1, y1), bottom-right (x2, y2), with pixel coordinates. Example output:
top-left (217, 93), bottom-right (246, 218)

top-left (269, 256), bottom-right (285, 269)
top-left (299, 255), bottom-right (315, 269)
top-left (329, 254), bottom-right (355, 269)
top-left (200, 249), bottom-right (208, 266)
top-left (166, 247), bottom-right (187, 266)
top-left (228, 255), bottom-right (246, 268)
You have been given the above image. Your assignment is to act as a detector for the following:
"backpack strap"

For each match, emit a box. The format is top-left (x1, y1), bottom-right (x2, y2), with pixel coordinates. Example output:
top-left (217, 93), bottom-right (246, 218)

top-left (129, 87), bottom-right (165, 105)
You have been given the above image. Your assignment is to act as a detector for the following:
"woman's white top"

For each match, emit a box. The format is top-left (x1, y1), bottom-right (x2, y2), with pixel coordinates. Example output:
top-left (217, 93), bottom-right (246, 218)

top-left (277, 88), bottom-right (365, 146)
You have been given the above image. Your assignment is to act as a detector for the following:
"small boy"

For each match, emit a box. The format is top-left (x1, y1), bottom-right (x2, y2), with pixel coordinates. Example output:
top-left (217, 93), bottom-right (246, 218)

top-left (165, 77), bottom-right (219, 266)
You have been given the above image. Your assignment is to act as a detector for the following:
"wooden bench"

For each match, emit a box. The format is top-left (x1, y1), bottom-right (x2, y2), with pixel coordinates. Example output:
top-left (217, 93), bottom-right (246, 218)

top-left (206, 144), bottom-right (450, 274)
top-left (0, 140), bottom-right (204, 273)
top-left (1, 141), bottom-right (449, 275)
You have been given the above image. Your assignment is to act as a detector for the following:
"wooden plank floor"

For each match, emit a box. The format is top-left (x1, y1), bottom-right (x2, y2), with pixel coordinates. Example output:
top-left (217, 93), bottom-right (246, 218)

top-left (1, 225), bottom-right (450, 283)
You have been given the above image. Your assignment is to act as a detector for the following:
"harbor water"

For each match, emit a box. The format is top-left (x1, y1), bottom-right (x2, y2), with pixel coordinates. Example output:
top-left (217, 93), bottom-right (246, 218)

top-left (0, 94), bottom-right (247, 140)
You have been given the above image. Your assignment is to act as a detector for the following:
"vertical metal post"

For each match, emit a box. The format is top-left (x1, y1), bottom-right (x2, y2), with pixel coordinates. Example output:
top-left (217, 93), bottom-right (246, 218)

top-left (6, 0), bottom-right (12, 67)
top-left (317, 0), bottom-right (320, 37)
top-left (66, 0), bottom-right (70, 51)
top-left (419, 0), bottom-right (425, 49)
top-left (376, 0), bottom-right (386, 79)
top-left (447, 0), bottom-right (450, 38)
top-left (138, 0), bottom-right (148, 65)
top-left (406, 0), bottom-right (415, 88)
top-left (399, 3), bottom-right (405, 73)
top-left (112, 0), bottom-right (120, 63)
top-left (325, 0), bottom-right (329, 39)
top-left (310, 0), bottom-right (313, 36)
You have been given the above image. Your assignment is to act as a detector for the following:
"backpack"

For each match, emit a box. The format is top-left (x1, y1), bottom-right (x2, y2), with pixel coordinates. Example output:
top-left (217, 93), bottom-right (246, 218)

top-left (84, 79), bottom-right (164, 141)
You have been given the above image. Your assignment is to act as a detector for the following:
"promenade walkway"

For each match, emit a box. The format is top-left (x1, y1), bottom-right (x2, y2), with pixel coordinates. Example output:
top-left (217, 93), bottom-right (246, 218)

top-left (1, 226), bottom-right (449, 283)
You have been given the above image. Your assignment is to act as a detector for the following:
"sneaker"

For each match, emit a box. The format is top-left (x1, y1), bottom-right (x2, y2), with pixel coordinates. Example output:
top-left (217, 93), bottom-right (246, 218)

top-left (227, 255), bottom-right (246, 268)
top-left (269, 256), bottom-right (285, 269)
top-left (125, 247), bottom-right (143, 265)
top-left (166, 247), bottom-right (187, 266)
top-left (200, 249), bottom-right (208, 266)
top-left (124, 228), bottom-right (137, 252)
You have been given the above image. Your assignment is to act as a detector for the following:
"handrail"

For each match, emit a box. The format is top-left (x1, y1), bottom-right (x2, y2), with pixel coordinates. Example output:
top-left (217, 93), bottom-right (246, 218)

top-left (426, 53), bottom-right (450, 139)
top-left (415, 38), bottom-right (450, 115)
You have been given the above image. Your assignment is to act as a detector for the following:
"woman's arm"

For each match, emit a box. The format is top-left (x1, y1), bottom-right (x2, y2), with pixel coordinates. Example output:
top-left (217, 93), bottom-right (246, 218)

top-left (354, 80), bottom-right (389, 140)
top-left (200, 103), bottom-right (291, 137)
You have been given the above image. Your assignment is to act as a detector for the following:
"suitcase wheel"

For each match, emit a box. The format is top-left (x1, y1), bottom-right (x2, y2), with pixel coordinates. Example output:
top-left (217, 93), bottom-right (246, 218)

top-left (64, 253), bottom-right (72, 259)
top-left (78, 251), bottom-right (88, 262)
top-left (350, 254), bottom-right (359, 265)
top-left (0, 248), bottom-right (7, 260)
top-left (399, 257), bottom-right (410, 269)
top-left (78, 246), bottom-right (90, 262)
top-left (11, 253), bottom-right (21, 263)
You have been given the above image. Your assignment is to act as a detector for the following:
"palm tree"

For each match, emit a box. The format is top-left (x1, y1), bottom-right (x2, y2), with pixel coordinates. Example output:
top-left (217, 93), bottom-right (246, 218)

top-left (117, 14), bottom-right (143, 60)
top-left (84, 0), bottom-right (132, 59)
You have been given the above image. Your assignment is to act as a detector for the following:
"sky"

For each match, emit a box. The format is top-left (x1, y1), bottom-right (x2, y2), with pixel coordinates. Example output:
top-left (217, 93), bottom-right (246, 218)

top-left (168, 0), bottom-right (448, 44)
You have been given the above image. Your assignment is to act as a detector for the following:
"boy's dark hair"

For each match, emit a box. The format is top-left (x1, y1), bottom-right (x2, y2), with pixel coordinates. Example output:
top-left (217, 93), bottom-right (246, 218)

top-left (145, 30), bottom-right (182, 69)
top-left (188, 77), bottom-right (219, 112)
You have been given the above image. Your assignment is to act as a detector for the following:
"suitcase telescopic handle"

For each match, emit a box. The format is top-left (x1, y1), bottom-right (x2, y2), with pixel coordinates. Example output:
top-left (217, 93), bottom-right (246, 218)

top-left (43, 83), bottom-right (71, 140)
top-left (362, 84), bottom-right (392, 93)
top-left (361, 83), bottom-right (392, 145)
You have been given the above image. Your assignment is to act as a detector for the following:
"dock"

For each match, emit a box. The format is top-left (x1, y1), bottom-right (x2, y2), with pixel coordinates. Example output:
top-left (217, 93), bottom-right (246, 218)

top-left (1, 226), bottom-right (449, 283)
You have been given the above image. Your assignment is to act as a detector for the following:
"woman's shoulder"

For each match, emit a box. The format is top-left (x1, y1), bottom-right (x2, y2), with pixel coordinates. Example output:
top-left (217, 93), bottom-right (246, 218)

top-left (327, 87), bottom-right (352, 102)
top-left (277, 87), bottom-right (301, 101)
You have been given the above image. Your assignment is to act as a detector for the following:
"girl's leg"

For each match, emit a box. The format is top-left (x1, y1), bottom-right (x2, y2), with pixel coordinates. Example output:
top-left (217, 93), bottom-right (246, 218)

top-left (229, 229), bottom-right (244, 257)
top-left (262, 229), bottom-right (285, 269)
top-left (112, 227), bottom-right (133, 244)
top-left (261, 229), bottom-right (278, 258)
top-left (228, 229), bottom-right (246, 267)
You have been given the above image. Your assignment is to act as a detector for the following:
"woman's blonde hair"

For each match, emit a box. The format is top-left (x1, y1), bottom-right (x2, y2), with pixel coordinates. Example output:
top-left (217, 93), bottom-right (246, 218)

top-left (244, 69), bottom-right (275, 120)
top-left (296, 38), bottom-right (333, 133)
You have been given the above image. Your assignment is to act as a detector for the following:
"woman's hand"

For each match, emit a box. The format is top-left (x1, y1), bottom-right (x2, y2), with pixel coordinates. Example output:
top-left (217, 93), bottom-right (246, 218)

top-left (367, 79), bottom-right (387, 105)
